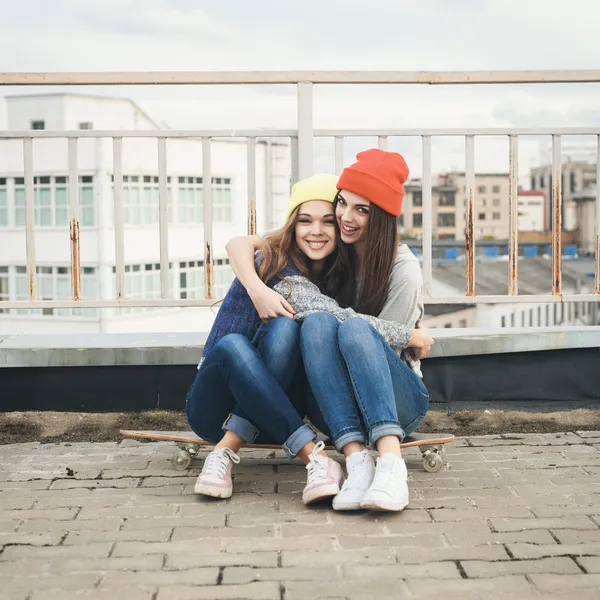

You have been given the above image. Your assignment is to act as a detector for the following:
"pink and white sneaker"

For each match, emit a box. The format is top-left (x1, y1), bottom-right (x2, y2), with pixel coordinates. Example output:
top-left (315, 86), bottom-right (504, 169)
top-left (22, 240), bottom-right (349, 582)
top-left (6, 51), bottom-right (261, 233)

top-left (194, 447), bottom-right (240, 498)
top-left (302, 441), bottom-right (344, 505)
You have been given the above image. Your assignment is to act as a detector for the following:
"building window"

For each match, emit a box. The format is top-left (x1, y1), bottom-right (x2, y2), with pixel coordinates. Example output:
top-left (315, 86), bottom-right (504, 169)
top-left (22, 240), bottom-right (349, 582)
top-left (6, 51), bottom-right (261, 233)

top-left (510, 313), bottom-right (515, 327)
top-left (493, 198), bottom-right (500, 207)
top-left (12, 175), bottom-right (94, 228)
top-left (459, 319), bottom-right (467, 327)
top-left (212, 178), bottom-right (233, 223)
top-left (521, 311), bottom-right (525, 327)
top-left (78, 122), bottom-right (93, 130)
top-left (179, 259), bottom-right (234, 301)
top-left (529, 309), bottom-right (533, 326)
top-left (537, 306), bottom-right (541, 326)
top-left (478, 213), bottom-right (486, 220)
top-left (0, 178), bottom-right (7, 227)
top-left (582, 303), bottom-right (586, 317)
top-left (437, 213), bottom-right (455, 227)
top-left (492, 185), bottom-right (501, 193)
top-left (478, 185), bottom-right (486, 193)
top-left (531, 177), bottom-right (536, 190)
top-left (412, 191), bottom-right (423, 207)
top-left (12, 265), bottom-right (97, 317)
top-left (482, 199), bottom-right (487, 207)
top-left (545, 304), bottom-right (550, 326)
top-left (397, 214), bottom-right (404, 228)
top-left (31, 120), bottom-right (45, 130)
top-left (568, 303), bottom-right (572, 321)
top-left (438, 192), bottom-right (455, 206)
top-left (501, 316), bottom-right (506, 328)
top-left (412, 213), bottom-right (423, 227)
top-left (570, 172), bottom-right (576, 193)
top-left (540, 175), bottom-right (545, 188)
top-left (178, 177), bottom-right (203, 224)
top-left (493, 212), bottom-right (501, 220)
top-left (444, 323), bottom-right (452, 328)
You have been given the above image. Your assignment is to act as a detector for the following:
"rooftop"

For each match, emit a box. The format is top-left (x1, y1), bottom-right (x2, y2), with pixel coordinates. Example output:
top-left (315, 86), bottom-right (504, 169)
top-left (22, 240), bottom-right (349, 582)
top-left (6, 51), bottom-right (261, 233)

top-left (1, 432), bottom-right (599, 598)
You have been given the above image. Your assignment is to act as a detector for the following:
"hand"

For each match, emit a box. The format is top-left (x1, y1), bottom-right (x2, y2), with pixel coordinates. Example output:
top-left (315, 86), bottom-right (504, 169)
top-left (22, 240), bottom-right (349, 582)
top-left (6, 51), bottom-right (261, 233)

top-left (248, 284), bottom-right (296, 320)
top-left (407, 327), bottom-right (435, 360)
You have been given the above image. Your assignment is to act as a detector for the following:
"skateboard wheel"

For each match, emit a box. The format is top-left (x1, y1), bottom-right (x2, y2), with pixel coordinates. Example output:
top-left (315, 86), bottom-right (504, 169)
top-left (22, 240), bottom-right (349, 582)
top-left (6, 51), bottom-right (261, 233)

top-left (423, 453), bottom-right (443, 473)
top-left (172, 450), bottom-right (192, 470)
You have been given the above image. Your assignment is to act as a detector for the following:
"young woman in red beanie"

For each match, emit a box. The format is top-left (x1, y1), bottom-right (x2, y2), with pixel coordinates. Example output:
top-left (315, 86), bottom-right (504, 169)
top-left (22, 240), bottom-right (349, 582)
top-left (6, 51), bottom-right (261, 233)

top-left (227, 149), bottom-right (434, 512)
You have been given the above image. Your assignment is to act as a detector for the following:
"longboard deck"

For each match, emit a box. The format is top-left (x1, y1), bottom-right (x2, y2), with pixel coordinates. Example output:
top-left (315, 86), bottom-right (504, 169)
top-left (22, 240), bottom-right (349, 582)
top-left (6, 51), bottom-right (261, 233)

top-left (120, 429), bottom-right (455, 449)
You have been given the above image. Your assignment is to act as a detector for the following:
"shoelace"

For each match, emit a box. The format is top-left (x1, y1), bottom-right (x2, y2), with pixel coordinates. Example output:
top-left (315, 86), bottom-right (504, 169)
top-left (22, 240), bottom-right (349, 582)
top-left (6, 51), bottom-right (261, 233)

top-left (203, 448), bottom-right (240, 478)
top-left (305, 440), bottom-right (329, 485)
top-left (369, 458), bottom-right (397, 492)
top-left (341, 450), bottom-right (372, 491)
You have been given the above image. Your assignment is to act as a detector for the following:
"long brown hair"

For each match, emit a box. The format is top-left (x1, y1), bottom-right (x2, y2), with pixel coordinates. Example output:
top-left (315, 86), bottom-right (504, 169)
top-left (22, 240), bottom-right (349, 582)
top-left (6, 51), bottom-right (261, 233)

top-left (326, 194), bottom-right (398, 316)
top-left (257, 206), bottom-right (336, 288)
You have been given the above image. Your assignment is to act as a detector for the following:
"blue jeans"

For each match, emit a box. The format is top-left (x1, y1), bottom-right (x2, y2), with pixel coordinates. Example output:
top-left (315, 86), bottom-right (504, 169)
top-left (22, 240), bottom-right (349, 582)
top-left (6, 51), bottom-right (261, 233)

top-left (186, 317), bottom-right (316, 458)
top-left (301, 312), bottom-right (429, 452)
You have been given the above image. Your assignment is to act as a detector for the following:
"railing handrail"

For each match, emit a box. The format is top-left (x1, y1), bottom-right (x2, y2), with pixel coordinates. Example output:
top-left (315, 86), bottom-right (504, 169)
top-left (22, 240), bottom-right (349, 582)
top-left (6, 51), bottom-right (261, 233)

top-left (3, 70), bottom-right (600, 86)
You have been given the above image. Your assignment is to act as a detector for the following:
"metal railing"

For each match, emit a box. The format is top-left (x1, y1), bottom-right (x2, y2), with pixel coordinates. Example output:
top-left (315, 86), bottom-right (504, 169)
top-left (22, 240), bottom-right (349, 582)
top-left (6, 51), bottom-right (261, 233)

top-left (1, 70), bottom-right (599, 310)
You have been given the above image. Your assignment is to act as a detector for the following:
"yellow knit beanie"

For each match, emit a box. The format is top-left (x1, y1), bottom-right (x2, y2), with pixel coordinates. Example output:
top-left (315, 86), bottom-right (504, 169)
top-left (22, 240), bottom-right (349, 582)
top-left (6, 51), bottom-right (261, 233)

top-left (286, 173), bottom-right (339, 219)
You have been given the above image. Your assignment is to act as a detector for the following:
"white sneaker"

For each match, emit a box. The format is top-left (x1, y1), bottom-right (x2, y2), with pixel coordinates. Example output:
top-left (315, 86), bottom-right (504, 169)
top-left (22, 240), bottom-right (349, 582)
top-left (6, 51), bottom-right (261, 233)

top-left (302, 441), bottom-right (344, 505)
top-left (360, 453), bottom-right (409, 512)
top-left (332, 450), bottom-right (376, 511)
top-left (194, 447), bottom-right (240, 498)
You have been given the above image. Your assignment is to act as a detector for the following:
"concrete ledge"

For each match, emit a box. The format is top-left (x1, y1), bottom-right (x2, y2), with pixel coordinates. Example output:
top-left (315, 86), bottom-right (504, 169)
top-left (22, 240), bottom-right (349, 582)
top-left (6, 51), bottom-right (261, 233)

top-left (1, 326), bottom-right (599, 368)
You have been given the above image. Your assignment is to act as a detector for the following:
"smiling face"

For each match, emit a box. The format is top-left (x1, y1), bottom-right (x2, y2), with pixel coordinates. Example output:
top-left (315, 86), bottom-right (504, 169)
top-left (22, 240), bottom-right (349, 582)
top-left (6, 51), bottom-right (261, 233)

top-left (335, 190), bottom-right (371, 246)
top-left (294, 200), bottom-right (337, 265)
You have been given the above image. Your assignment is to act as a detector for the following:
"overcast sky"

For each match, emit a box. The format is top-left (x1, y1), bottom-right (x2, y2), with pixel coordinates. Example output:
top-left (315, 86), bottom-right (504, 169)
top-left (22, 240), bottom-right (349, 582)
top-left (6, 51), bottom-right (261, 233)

top-left (2, 0), bottom-right (600, 176)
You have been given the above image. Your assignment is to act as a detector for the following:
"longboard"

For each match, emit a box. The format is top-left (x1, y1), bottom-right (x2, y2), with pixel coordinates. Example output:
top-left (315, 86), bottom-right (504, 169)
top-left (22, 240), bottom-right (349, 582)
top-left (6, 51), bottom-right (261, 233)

top-left (120, 429), bottom-right (455, 473)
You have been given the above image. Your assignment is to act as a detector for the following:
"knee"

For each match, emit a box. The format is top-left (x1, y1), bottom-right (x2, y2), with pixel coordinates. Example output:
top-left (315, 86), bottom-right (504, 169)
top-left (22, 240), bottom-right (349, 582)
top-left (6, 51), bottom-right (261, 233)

top-left (265, 317), bottom-right (300, 346)
top-left (212, 333), bottom-right (252, 364)
top-left (338, 317), bottom-right (372, 347)
top-left (302, 312), bottom-right (338, 336)
top-left (301, 312), bottom-right (339, 348)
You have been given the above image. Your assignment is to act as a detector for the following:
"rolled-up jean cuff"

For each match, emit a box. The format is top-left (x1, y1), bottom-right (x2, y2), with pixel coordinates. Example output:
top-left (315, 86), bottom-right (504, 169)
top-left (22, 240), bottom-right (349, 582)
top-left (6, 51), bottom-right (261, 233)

top-left (282, 424), bottom-right (317, 459)
top-left (222, 413), bottom-right (260, 444)
top-left (334, 430), bottom-right (367, 453)
top-left (370, 423), bottom-right (406, 446)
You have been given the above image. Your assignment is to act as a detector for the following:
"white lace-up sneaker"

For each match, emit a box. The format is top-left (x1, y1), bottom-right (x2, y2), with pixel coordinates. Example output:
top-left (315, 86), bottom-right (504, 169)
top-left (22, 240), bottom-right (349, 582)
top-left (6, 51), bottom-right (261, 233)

top-left (302, 441), bottom-right (344, 505)
top-left (194, 447), bottom-right (240, 498)
top-left (359, 453), bottom-right (409, 512)
top-left (332, 449), bottom-right (376, 511)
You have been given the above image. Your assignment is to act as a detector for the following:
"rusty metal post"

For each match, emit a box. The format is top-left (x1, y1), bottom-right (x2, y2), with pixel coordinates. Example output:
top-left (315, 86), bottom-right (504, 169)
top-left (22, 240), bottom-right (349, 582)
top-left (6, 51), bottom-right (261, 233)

top-left (247, 137), bottom-right (257, 235)
top-left (596, 135), bottom-right (600, 295)
top-left (552, 135), bottom-right (562, 296)
top-left (465, 135), bottom-right (476, 296)
top-left (422, 135), bottom-right (433, 296)
top-left (112, 137), bottom-right (125, 300)
top-left (68, 137), bottom-right (81, 300)
top-left (158, 137), bottom-right (169, 298)
top-left (508, 135), bottom-right (519, 295)
top-left (202, 137), bottom-right (214, 300)
top-left (23, 138), bottom-right (36, 301)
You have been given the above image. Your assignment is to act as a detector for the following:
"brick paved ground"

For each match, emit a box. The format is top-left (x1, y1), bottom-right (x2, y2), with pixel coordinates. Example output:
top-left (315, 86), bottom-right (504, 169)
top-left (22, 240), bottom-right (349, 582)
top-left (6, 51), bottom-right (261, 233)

top-left (1, 432), bottom-right (600, 599)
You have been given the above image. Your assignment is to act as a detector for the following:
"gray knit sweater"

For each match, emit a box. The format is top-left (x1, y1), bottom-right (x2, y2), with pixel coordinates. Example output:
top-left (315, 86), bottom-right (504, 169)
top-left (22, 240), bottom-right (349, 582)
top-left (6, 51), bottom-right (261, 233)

top-left (274, 245), bottom-right (424, 373)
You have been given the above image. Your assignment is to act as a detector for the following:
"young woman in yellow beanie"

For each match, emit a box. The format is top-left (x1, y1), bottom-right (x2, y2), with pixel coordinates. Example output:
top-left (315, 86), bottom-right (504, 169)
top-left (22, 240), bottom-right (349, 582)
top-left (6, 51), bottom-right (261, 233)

top-left (188, 173), bottom-right (347, 504)
top-left (227, 149), bottom-right (434, 512)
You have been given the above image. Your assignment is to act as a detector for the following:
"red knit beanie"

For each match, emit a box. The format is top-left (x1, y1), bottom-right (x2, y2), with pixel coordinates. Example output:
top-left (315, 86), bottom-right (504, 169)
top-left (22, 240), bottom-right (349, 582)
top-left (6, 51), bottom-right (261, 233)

top-left (337, 149), bottom-right (409, 217)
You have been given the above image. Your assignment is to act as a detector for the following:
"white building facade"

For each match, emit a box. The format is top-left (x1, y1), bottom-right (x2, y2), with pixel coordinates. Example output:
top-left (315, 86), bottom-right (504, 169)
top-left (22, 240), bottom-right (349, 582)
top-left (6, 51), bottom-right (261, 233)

top-left (0, 94), bottom-right (291, 334)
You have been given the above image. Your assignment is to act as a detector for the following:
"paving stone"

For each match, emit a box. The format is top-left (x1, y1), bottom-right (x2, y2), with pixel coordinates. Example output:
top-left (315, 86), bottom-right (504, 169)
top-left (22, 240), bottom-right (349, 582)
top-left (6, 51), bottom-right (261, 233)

top-left (222, 566), bottom-right (339, 584)
top-left (282, 548), bottom-right (396, 567)
top-left (172, 525), bottom-right (275, 541)
top-left (0, 542), bottom-right (113, 561)
top-left (63, 527), bottom-right (173, 544)
top-left (99, 567), bottom-right (218, 587)
top-left (155, 582), bottom-right (281, 600)
top-left (529, 573), bottom-right (600, 592)
top-left (30, 588), bottom-right (155, 600)
top-left (406, 574), bottom-right (534, 596)
top-left (165, 552), bottom-right (279, 570)
top-left (461, 557), bottom-right (582, 577)
top-left (508, 543), bottom-right (600, 560)
top-left (490, 516), bottom-right (598, 532)
top-left (552, 529), bottom-right (600, 545)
